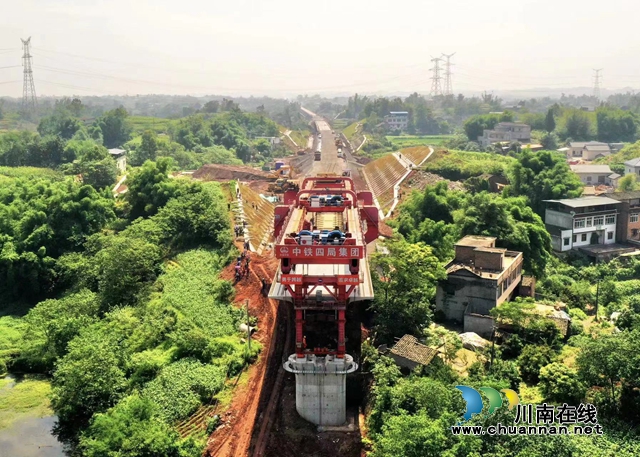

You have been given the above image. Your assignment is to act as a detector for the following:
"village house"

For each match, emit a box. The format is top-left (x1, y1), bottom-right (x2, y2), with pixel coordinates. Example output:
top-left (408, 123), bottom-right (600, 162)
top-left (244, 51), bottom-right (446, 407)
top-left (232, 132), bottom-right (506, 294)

top-left (569, 164), bottom-right (619, 187)
top-left (388, 335), bottom-right (438, 371)
top-left (108, 148), bottom-right (127, 173)
top-left (435, 236), bottom-right (524, 330)
top-left (608, 191), bottom-right (640, 244)
top-left (566, 142), bottom-right (611, 161)
top-left (544, 196), bottom-right (621, 250)
top-left (624, 158), bottom-right (640, 177)
top-left (479, 122), bottom-right (531, 147)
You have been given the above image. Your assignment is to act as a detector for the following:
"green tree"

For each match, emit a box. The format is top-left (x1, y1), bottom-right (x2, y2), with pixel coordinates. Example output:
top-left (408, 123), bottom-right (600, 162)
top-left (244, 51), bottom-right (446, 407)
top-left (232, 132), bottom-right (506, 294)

top-left (618, 174), bottom-right (640, 191)
top-left (79, 394), bottom-right (197, 457)
top-left (19, 290), bottom-right (100, 371)
top-left (126, 158), bottom-right (179, 219)
top-left (95, 107), bottom-right (132, 148)
top-left (38, 111), bottom-right (83, 140)
top-left (97, 236), bottom-right (163, 309)
top-left (539, 362), bottom-right (586, 404)
top-left (545, 108), bottom-right (556, 133)
top-left (131, 130), bottom-right (159, 166)
top-left (51, 311), bottom-right (138, 423)
top-left (596, 107), bottom-right (638, 142)
top-left (370, 240), bottom-right (445, 343)
top-left (577, 332), bottom-right (629, 404)
top-left (559, 109), bottom-right (594, 141)
top-left (517, 345), bottom-right (556, 383)
top-left (507, 149), bottom-right (583, 216)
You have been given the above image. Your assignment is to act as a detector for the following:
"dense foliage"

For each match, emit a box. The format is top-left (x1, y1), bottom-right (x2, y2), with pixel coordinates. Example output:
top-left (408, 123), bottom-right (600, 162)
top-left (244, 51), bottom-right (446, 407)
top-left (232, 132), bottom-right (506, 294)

top-left (391, 181), bottom-right (552, 276)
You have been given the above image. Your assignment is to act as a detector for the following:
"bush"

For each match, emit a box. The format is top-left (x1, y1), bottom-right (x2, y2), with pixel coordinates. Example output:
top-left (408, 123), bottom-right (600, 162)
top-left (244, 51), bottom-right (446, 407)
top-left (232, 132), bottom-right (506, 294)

top-left (517, 345), bottom-right (556, 384)
top-left (142, 358), bottom-right (226, 422)
top-left (539, 362), bottom-right (586, 404)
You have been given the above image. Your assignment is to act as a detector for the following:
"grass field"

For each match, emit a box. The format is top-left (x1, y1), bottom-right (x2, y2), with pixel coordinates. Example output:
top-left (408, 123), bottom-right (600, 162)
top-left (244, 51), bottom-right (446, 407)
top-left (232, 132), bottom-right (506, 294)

top-left (288, 129), bottom-right (311, 148)
top-left (129, 116), bottom-right (176, 134)
top-left (0, 167), bottom-right (64, 183)
top-left (386, 135), bottom-right (454, 149)
top-left (331, 119), bottom-right (349, 130)
top-left (423, 149), bottom-right (515, 181)
top-left (0, 376), bottom-right (53, 430)
top-left (342, 120), bottom-right (362, 140)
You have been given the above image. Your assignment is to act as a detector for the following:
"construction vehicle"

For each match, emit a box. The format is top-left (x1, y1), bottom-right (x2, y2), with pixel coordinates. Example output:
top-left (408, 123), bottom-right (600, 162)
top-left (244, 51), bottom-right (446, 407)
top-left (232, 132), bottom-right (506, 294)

top-left (314, 150), bottom-right (321, 161)
top-left (268, 165), bottom-right (293, 181)
top-left (335, 138), bottom-right (344, 148)
top-left (270, 175), bottom-right (378, 426)
top-left (296, 148), bottom-right (307, 156)
top-left (267, 178), bottom-right (299, 193)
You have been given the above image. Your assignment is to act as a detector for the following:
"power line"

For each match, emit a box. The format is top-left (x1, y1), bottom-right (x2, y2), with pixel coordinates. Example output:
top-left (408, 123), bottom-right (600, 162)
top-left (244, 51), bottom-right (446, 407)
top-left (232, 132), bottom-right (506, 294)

top-left (429, 56), bottom-right (443, 96)
top-left (441, 53), bottom-right (455, 96)
top-left (0, 65), bottom-right (21, 70)
top-left (0, 80), bottom-right (21, 85)
top-left (21, 37), bottom-right (37, 115)
top-left (593, 68), bottom-right (603, 100)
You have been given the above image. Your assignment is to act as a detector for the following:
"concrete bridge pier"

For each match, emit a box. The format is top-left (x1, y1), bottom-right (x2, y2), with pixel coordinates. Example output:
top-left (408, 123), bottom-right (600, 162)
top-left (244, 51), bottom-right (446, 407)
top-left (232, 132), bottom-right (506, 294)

top-left (283, 353), bottom-right (358, 426)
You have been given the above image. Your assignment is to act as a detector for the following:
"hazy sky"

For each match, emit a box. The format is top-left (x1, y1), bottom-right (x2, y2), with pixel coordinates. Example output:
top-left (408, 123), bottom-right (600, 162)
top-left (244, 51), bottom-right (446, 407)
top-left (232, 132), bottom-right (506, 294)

top-left (1, 0), bottom-right (639, 98)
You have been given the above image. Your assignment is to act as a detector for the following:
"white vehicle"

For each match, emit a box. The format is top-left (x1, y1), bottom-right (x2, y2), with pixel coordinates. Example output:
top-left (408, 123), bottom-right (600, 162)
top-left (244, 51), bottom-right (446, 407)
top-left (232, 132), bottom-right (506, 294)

top-left (337, 147), bottom-right (343, 158)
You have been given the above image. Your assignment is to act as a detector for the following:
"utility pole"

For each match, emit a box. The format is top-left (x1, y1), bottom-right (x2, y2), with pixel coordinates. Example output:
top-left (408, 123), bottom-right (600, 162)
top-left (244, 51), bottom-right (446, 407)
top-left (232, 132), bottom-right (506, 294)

top-left (429, 57), bottom-right (443, 97)
top-left (593, 68), bottom-right (603, 101)
top-left (21, 37), bottom-right (37, 116)
top-left (245, 299), bottom-right (251, 352)
top-left (441, 53), bottom-right (456, 96)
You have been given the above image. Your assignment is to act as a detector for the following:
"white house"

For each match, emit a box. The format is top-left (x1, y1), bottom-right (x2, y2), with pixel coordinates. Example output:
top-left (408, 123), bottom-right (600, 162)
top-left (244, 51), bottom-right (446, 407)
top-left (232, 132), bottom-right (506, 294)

top-left (384, 112), bottom-right (409, 132)
top-left (567, 142), bottom-right (611, 161)
top-left (544, 196), bottom-right (621, 252)
top-left (108, 148), bottom-right (127, 173)
top-left (479, 122), bottom-right (531, 147)
top-left (569, 164), bottom-right (618, 186)
top-left (624, 158), bottom-right (640, 177)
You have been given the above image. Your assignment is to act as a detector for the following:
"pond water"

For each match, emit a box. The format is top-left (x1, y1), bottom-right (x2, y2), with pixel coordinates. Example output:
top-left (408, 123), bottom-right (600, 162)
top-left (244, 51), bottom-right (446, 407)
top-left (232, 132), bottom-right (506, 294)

top-left (0, 415), bottom-right (67, 457)
top-left (0, 375), bottom-right (68, 457)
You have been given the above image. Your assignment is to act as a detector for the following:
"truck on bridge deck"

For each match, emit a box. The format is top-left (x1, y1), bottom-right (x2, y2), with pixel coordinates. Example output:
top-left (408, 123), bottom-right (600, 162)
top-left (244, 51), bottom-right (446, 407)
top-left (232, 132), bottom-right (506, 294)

top-left (269, 175), bottom-right (379, 426)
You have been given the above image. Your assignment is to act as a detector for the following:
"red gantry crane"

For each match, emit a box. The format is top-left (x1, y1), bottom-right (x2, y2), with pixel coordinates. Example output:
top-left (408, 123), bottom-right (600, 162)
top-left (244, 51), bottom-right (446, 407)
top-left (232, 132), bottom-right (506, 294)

top-left (269, 173), bottom-right (378, 425)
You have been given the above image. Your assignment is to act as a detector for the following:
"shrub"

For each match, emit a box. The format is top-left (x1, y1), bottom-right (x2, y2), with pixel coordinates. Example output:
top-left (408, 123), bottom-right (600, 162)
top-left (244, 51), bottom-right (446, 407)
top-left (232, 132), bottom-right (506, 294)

top-left (517, 345), bottom-right (556, 384)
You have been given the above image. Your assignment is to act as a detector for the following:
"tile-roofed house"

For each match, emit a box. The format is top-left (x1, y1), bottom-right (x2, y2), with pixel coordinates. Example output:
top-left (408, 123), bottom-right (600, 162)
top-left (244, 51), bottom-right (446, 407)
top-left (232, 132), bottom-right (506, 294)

top-left (624, 157), bottom-right (640, 177)
top-left (389, 335), bottom-right (438, 370)
top-left (567, 141), bottom-right (611, 160)
top-left (569, 164), bottom-right (617, 186)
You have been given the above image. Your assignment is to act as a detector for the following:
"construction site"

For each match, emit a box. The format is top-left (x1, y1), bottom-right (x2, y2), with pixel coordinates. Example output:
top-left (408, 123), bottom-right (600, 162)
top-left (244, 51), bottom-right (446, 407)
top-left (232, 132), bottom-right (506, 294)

top-left (188, 110), bottom-right (433, 457)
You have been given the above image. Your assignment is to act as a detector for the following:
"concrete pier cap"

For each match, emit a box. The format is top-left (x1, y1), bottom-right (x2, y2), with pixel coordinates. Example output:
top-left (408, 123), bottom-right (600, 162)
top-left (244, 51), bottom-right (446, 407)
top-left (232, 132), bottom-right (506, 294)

top-left (283, 353), bottom-right (358, 426)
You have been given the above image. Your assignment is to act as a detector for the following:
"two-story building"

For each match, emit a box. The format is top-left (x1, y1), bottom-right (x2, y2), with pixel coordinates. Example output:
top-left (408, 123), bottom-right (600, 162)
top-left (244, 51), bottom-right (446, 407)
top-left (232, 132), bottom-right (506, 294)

top-left (544, 196), bottom-right (621, 252)
top-left (569, 164), bottom-right (618, 187)
top-left (435, 236), bottom-right (523, 329)
top-left (479, 122), bottom-right (531, 147)
top-left (566, 142), bottom-right (611, 161)
top-left (608, 191), bottom-right (640, 243)
top-left (384, 111), bottom-right (409, 132)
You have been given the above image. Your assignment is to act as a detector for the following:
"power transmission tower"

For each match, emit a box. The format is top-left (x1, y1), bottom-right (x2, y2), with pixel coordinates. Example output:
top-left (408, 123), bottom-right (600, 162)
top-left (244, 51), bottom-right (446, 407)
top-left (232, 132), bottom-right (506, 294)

top-left (441, 53), bottom-right (455, 96)
top-left (21, 37), bottom-right (37, 115)
top-left (593, 68), bottom-right (602, 100)
top-left (429, 57), bottom-right (443, 97)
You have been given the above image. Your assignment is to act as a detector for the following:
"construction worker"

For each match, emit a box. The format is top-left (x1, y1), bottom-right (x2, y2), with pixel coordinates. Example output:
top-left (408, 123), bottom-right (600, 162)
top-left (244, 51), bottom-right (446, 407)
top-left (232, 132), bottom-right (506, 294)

top-left (235, 262), bottom-right (242, 280)
top-left (244, 240), bottom-right (250, 251)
